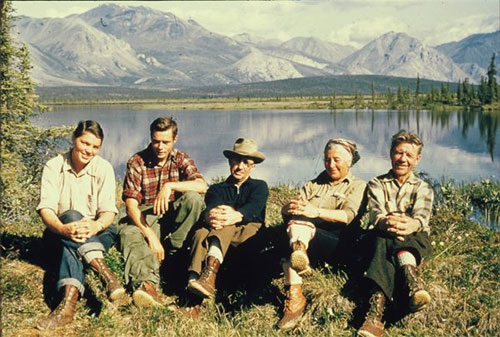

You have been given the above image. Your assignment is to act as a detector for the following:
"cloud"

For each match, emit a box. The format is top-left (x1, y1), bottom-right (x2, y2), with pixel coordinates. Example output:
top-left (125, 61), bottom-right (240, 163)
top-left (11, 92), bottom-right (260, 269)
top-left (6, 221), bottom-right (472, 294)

top-left (422, 14), bottom-right (500, 46)
top-left (329, 16), bottom-right (409, 48)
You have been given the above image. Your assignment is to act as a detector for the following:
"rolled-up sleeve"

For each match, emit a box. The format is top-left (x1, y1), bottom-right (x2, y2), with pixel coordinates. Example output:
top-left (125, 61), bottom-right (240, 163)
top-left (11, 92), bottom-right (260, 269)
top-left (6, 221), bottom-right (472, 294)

top-left (237, 181), bottom-right (269, 223)
top-left (37, 159), bottom-right (61, 214)
top-left (411, 182), bottom-right (434, 232)
top-left (97, 161), bottom-right (118, 214)
top-left (367, 178), bottom-right (388, 226)
top-left (178, 153), bottom-right (204, 182)
top-left (342, 179), bottom-right (367, 224)
top-left (122, 157), bottom-right (143, 203)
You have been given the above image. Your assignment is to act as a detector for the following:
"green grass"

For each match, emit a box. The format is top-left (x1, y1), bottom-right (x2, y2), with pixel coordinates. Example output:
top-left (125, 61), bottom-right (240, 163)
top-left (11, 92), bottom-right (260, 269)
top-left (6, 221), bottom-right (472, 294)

top-left (1, 183), bottom-right (499, 337)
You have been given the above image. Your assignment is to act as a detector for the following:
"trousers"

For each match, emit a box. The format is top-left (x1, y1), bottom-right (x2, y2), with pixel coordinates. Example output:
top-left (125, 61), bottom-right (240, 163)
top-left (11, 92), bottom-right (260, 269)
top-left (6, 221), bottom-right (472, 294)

top-left (44, 209), bottom-right (117, 295)
top-left (118, 191), bottom-right (204, 288)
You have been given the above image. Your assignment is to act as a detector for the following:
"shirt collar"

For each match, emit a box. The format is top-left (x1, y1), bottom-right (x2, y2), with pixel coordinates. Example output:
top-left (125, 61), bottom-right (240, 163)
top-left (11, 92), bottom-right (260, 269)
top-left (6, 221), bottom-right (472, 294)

top-left (62, 150), bottom-right (96, 176)
top-left (317, 170), bottom-right (353, 185)
top-left (383, 169), bottom-right (419, 185)
top-left (225, 175), bottom-right (252, 187)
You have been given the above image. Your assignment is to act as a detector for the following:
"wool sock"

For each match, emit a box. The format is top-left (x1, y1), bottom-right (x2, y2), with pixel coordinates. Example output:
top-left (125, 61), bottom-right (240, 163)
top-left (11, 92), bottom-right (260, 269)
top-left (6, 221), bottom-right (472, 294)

top-left (396, 250), bottom-right (417, 266)
top-left (282, 259), bottom-right (303, 286)
top-left (207, 238), bottom-right (224, 264)
top-left (288, 224), bottom-right (315, 249)
top-left (86, 250), bottom-right (104, 264)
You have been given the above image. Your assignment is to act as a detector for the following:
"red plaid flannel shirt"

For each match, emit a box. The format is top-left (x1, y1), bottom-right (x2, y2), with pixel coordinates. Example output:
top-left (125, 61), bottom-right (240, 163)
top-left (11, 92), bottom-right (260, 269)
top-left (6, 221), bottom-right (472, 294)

top-left (122, 145), bottom-right (204, 205)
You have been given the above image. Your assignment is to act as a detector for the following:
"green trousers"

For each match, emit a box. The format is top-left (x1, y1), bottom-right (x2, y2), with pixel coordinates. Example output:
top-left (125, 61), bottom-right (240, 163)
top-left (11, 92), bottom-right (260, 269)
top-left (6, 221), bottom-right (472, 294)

top-left (118, 191), bottom-right (205, 288)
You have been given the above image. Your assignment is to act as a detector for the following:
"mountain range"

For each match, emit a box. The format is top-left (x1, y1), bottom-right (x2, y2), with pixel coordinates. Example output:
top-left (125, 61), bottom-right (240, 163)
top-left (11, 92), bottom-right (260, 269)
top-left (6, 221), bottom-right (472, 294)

top-left (13, 4), bottom-right (499, 89)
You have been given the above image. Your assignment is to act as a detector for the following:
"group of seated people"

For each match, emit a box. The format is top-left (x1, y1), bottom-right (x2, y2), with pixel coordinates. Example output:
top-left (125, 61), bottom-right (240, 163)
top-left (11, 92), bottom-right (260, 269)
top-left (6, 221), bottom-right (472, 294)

top-left (36, 116), bottom-right (434, 337)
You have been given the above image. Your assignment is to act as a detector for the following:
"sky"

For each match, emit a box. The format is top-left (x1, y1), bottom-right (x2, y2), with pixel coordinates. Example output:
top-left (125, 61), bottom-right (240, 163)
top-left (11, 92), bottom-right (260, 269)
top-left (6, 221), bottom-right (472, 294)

top-left (11, 0), bottom-right (500, 48)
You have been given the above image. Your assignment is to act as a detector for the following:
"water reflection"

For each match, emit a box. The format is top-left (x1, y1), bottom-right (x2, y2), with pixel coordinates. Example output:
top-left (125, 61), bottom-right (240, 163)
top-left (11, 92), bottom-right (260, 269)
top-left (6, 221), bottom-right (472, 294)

top-left (33, 106), bottom-right (499, 186)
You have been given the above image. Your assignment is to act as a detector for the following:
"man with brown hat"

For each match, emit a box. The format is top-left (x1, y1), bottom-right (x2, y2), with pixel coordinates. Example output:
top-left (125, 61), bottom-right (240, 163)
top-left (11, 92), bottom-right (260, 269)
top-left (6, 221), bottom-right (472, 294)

top-left (278, 138), bottom-right (367, 330)
top-left (183, 138), bottom-right (269, 317)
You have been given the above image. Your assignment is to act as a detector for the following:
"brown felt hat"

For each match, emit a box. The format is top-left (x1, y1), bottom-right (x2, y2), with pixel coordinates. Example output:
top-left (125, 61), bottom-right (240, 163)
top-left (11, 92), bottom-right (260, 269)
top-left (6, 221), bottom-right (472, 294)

top-left (223, 138), bottom-right (265, 163)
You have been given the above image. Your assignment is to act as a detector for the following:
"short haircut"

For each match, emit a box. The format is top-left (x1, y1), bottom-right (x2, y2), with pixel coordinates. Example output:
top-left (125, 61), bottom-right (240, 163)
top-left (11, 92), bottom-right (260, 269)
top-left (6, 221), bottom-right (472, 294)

top-left (390, 130), bottom-right (423, 155)
top-left (150, 116), bottom-right (178, 137)
top-left (324, 141), bottom-right (353, 166)
top-left (73, 120), bottom-right (104, 141)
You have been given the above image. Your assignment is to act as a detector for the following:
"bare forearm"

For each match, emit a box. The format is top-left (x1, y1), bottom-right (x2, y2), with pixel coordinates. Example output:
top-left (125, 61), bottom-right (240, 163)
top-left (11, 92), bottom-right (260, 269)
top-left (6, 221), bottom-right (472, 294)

top-left (39, 208), bottom-right (65, 235)
top-left (166, 179), bottom-right (207, 194)
top-left (317, 208), bottom-right (348, 224)
top-left (95, 211), bottom-right (115, 229)
top-left (125, 199), bottom-right (152, 236)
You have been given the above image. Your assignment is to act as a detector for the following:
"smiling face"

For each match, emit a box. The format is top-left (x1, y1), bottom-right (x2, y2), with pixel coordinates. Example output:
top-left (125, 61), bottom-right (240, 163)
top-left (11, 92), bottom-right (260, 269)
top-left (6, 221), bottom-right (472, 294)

top-left (229, 156), bottom-right (255, 185)
top-left (71, 131), bottom-right (102, 172)
top-left (324, 146), bottom-right (351, 182)
top-left (151, 129), bottom-right (177, 165)
top-left (390, 142), bottom-right (421, 182)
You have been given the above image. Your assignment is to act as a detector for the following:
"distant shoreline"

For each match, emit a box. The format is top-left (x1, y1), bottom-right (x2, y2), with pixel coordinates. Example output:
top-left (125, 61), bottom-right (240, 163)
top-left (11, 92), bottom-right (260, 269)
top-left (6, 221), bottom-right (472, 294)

top-left (41, 97), bottom-right (499, 111)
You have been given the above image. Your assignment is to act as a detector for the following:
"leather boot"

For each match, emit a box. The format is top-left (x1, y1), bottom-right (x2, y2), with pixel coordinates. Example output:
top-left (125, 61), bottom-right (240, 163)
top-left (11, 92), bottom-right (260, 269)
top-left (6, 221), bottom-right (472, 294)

top-left (187, 256), bottom-right (220, 298)
top-left (132, 281), bottom-right (163, 307)
top-left (89, 257), bottom-right (126, 302)
top-left (402, 264), bottom-right (431, 312)
top-left (290, 241), bottom-right (311, 275)
top-left (178, 295), bottom-right (203, 319)
top-left (358, 291), bottom-right (386, 337)
top-left (278, 284), bottom-right (307, 330)
top-left (36, 285), bottom-right (79, 330)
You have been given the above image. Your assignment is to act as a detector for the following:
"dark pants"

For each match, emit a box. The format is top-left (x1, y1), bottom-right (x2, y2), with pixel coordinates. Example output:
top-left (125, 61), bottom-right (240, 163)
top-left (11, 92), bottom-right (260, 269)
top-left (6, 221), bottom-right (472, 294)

top-left (45, 210), bottom-right (117, 295)
top-left (361, 230), bottom-right (432, 302)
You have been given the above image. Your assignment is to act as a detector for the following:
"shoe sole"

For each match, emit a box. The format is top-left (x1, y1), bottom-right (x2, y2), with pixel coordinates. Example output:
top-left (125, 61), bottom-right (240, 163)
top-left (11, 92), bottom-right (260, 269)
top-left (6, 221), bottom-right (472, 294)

top-left (290, 250), bottom-right (310, 274)
top-left (187, 281), bottom-right (214, 299)
top-left (109, 287), bottom-right (126, 302)
top-left (409, 290), bottom-right (431, 312)
top-left (357, 329), bottom-right (380, 337)
top-left (278, 311), bottom-right (305, 330)
top-left (132, 289), bottom-right (162, 308)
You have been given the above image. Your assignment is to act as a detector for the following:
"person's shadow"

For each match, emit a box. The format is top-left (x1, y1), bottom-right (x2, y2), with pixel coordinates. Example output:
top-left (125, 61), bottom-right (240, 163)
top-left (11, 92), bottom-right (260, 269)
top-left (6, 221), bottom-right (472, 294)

top-left (1, 231), bottom-right (103, 316)
top-left (212, 225), bottom-right (287, 317)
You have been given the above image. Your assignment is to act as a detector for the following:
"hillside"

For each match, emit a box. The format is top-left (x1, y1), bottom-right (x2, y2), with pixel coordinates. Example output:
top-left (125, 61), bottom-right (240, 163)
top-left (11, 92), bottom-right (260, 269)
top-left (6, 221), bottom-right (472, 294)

top-left (1, 182), bottom-right (499, 337)
top-left (35, 74), bottom-right (457, 101)
top-left (14, 4), bottom-right (494, 88)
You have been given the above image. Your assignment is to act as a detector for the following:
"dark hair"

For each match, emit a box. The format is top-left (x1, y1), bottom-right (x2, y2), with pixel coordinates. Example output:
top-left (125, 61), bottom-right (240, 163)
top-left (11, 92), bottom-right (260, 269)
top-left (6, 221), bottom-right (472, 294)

top-left (73, 120), bottom-right (104, 140)
top-left (390, 130), bottom-right (423, 155)
top-left (150, 116), bottom-right (178, 137)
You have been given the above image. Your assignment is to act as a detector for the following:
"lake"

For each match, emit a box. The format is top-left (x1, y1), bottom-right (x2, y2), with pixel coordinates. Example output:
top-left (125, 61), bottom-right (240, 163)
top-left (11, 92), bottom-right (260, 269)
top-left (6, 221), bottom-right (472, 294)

top-left (33, 105), bottom-right (499, 186)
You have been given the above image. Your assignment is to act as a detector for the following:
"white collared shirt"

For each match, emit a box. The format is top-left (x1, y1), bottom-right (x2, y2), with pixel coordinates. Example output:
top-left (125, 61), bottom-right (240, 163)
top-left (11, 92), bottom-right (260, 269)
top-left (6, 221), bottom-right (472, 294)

top-left (37, 150), bottom-right (118, 219)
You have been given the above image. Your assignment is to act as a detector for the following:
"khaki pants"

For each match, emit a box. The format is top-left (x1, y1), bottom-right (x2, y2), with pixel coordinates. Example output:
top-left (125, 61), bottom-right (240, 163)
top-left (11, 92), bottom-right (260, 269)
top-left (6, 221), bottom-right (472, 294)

top-left (118, 191), bottom-right (205, 288)
top-left (188, 222), bottom-right (262, 274)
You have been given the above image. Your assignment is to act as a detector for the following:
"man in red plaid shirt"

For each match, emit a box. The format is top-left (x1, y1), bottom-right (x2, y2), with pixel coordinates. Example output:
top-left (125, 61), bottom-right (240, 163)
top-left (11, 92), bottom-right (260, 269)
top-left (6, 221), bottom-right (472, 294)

top-left (118, 116), bottom-right (207, 307)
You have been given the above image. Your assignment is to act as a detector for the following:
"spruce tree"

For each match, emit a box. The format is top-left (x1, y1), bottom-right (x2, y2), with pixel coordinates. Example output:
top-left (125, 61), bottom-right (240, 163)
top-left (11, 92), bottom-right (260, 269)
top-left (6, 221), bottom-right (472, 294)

top-left (415, 75), bottom-right (421, 104)
top-left (486, 53), bottom-right (498, 103)
top-left (1, 1), bottom-right (70, 222)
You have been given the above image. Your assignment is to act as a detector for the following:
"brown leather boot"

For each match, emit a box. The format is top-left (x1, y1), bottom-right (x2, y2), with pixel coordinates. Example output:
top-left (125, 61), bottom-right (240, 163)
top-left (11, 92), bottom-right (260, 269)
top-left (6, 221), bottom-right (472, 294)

top-left (187, 256), bottom-right (220, 298)
top-left (89, 257), bottom-right (126, 302)
top-left (132, 281), bottom-right (163, 307)
top-left (178, 295), bottom-right (203, 319)
top-left (358, 291), bottom-right (386, 337)
top-left (278, 284), bottom-right (307, 330)
top-left (290, 241), bottom-right (311, 275)
top-left (36, 285), bottom-right (79, 330)
top-left (402, 264), bottom-right (431, 312)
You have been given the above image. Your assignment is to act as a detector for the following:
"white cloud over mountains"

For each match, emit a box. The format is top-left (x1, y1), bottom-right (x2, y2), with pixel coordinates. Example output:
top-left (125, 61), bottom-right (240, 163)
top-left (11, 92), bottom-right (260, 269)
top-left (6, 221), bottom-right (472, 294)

top-left (13, 1), bottom-right (499, 49)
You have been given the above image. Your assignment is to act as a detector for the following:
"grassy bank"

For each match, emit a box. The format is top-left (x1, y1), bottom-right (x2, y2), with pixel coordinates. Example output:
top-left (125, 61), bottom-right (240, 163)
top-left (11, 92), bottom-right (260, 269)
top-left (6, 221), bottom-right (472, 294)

top-left (1, 182), bottom-right (499, 337)
top-left (40, 95), bottom-right (500, 112)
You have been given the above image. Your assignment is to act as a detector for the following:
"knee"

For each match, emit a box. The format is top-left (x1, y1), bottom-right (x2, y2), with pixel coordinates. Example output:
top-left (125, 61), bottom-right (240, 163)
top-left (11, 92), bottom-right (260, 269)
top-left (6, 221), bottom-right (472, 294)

top-left (180, 191), bottom-right (204, 209)
top-left (119, 225), bottom-right (144, 244)
top-left (59, 210), bottom-right (84, 224)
